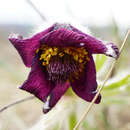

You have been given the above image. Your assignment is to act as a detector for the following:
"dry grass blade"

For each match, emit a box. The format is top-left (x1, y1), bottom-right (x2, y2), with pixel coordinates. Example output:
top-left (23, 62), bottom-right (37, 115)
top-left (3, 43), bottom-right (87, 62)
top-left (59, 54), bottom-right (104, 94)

top-left (26, 0), bottom-right (47, 21)
top-left (0, 96), bottom-right (35, 113)
top-left (73, 29), bottom-right (130, 130)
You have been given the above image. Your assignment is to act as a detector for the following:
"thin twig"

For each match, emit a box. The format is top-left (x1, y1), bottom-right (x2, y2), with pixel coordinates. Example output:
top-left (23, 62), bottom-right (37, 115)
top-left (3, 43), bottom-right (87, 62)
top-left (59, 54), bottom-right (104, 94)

top-left (26, 0), bottom-right (47, 21)
top-left (73, 29), bottom-right (130, 130)
top-left (0, 96), bottom-right (35, 113)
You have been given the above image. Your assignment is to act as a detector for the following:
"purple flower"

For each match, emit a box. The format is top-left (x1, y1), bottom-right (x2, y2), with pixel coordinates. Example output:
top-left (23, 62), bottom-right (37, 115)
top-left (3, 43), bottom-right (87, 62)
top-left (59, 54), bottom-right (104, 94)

top-left (9, 23), bottom-right (119, 113)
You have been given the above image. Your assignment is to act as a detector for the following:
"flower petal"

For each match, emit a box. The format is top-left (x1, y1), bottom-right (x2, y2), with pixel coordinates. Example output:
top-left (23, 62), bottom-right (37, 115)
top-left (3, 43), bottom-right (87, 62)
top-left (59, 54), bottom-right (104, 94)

top-left (70, 25), bottom-right (119, 59)
top-left (20, 56), bottom-right (51, 102)
top-left (9, 25), bottom-right (54, 67)
top-left (71, 54), bottom-right (101, 104)
top-left (43, 82), bottom-right (70, 113)
top-left (40, 25), bottom-right (119, 59)
top-left (40, 28), bottom-right (85, 47)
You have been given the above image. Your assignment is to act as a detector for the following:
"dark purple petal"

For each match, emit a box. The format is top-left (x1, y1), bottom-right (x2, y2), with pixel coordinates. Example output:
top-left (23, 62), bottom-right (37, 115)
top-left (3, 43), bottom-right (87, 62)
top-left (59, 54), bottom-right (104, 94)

top-left (65, 25), bottom-right (107, 53)
top-left (20, 56), bottom-right (51, 102)
top-left (71, 54), bottom-right (101, 104)
top-left (40, 26), bottom-right (119, 59)
top-left (40, 28), bottom-right (88, 47)
top-left (43, 82), bottom-right (70, 113)
top-left (9, 25), bottom-right (54, 67)
top-left (70, 25), bottom-right (119, 58)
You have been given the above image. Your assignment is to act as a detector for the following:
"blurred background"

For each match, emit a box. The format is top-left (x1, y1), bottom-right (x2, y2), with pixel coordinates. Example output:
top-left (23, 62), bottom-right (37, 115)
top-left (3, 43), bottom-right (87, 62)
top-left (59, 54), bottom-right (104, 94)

top-left (0, 0), bottom-right (130, 130)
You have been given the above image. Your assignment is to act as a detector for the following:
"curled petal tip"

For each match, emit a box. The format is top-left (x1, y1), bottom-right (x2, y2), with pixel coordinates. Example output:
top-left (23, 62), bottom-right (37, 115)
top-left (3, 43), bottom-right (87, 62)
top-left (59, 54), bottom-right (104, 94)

top-left (43, 103), bottom-right (50, 114)
top-left (43, 104), bottom-right (51, 113)
top-left (105, 43), bottom-right (119, 59)
top-left (8, 33), bottom-right (23, 40)
top-left (88, 91), bottom-right (101, 104)
top-left (42, 96), bottom-right (51, 113)
top-left (96, 96), bottom-right (101, 104)
top-left (43, 109), bottom-right (50, 114)
top-left (93, 92), bottom-right (101, 104)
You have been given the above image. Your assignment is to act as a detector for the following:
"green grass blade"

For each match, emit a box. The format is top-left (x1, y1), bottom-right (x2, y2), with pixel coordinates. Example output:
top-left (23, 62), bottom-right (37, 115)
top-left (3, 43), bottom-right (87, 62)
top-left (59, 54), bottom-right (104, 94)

top-left (69, 112), bottom-right (77, 130)
top-left (103, 75), bottom-right (130, 90)
top-left (96, 54), bottom-right (107, 72)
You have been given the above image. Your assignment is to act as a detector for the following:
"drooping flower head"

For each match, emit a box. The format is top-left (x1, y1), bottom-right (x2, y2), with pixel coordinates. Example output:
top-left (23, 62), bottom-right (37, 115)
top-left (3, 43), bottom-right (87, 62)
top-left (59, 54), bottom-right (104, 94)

top-left (9, 23), bottom-right (119, 113)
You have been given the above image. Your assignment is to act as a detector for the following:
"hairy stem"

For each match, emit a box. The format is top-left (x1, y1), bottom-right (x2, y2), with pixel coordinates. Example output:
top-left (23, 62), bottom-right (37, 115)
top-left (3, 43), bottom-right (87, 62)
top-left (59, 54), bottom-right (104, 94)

top-left (0, 96), bottom-right (35, 113)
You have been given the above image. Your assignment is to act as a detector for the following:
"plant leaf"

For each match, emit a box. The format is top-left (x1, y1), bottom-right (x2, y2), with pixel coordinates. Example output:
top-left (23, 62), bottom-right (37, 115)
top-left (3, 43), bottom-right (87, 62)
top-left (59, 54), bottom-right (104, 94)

top-left (103, 75), bottom-right (130, 90)
top-left (69, 112), bottom-right (77, 130)
top-left (95, 54), bottom-right (107, 72)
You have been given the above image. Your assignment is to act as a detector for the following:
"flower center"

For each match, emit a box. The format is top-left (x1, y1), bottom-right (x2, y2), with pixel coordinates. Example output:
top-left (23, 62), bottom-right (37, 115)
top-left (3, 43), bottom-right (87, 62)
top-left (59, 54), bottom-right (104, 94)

top-left (37, 45), bottom-right (90, 83)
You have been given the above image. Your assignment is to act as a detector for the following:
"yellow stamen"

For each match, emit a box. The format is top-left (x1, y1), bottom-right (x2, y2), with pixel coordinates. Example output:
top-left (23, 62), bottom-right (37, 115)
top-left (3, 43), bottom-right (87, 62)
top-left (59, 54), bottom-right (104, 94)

top-left (37, 45), bottom-right (90, 67)
top-left (59, 52), bottom-right (64, 57)
top-left (36, 48), bottom-right (39, 53)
